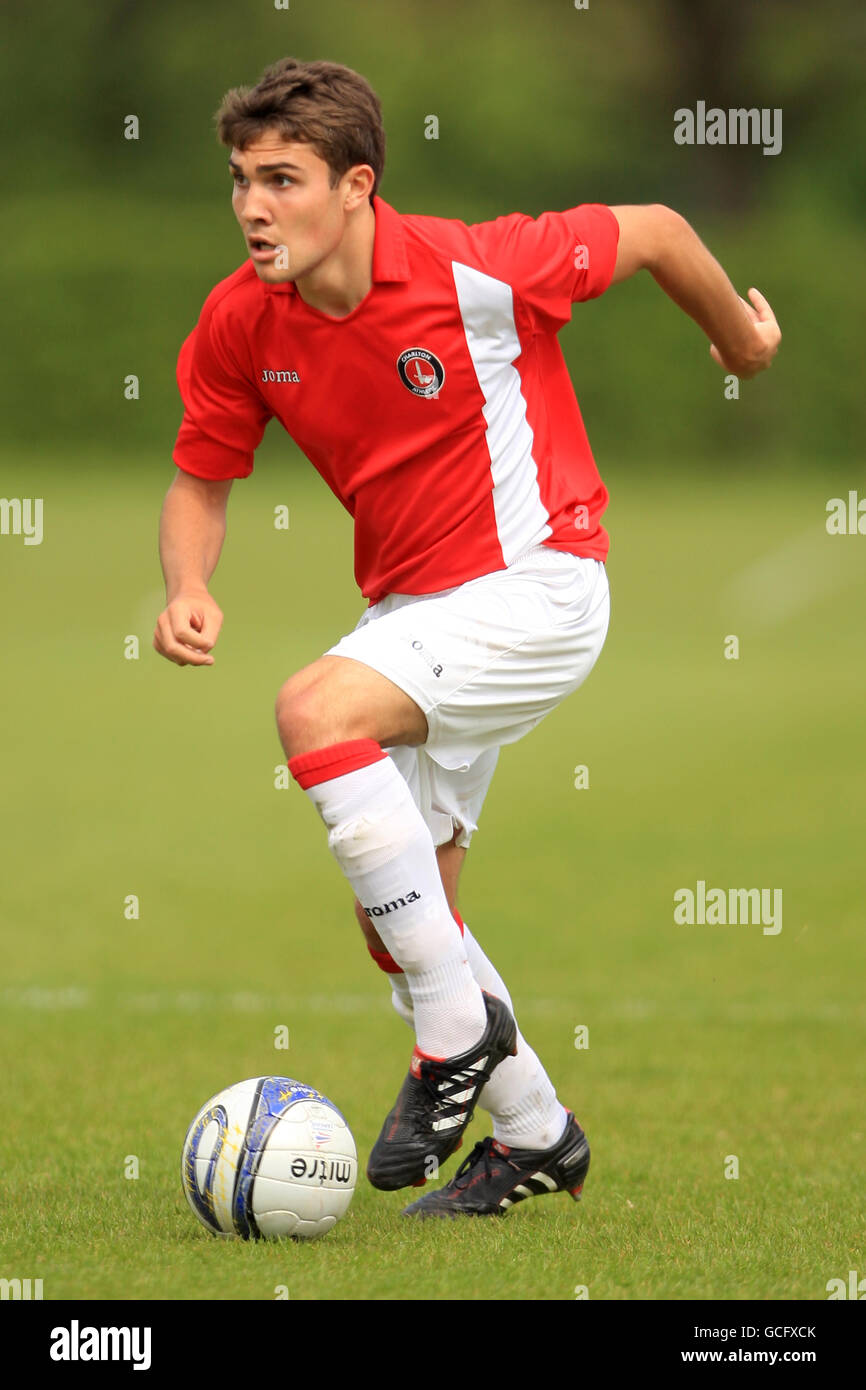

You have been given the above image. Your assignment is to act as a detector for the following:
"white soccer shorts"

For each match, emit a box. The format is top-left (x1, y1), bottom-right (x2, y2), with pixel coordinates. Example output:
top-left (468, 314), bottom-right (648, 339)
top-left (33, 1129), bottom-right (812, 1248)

top-left (325, 546), bottom-right (610, 848)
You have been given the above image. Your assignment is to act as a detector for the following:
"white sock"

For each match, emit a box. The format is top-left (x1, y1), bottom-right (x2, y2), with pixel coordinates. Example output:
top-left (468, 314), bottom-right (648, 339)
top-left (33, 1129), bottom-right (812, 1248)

top-left (462, 924), bottom-right (568, 1150)
top-left (389, 971), bottom-right (415, 1028)
top-left (290, 742), bottom-right (486, 1057)
top-left (379, 918), bottom-right (568, 1151)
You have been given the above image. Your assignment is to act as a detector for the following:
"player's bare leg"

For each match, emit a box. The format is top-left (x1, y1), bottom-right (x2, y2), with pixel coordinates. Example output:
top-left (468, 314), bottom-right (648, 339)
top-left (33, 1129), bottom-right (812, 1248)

top-left (276, 655), bottom-right (427, 755)
top-left (279, 655), bottom-right (517, 1190)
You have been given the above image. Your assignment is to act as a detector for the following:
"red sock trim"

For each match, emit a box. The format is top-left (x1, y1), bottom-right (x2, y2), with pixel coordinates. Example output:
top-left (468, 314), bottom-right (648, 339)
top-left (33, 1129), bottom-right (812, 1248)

top-left (288, 738), bottom-right (386, 790)
top-left (367, 945), bottom-right (404, 976)
top-left (452, 908), bottom-right (465, 936)
top-left (412, 1045), bottom-right (446, 1070)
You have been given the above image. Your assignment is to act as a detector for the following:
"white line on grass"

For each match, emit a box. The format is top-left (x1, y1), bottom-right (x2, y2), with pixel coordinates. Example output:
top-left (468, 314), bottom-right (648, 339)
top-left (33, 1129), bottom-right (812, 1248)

top-left (723, 522), bottom-right (863, 627)
top-left (0, 987), bottom-right (859, 1023)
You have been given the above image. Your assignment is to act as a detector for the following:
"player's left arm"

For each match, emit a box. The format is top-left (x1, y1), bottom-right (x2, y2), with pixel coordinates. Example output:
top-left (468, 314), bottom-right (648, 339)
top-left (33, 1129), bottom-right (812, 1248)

top-left (608, 204), bottom-right (780, 380)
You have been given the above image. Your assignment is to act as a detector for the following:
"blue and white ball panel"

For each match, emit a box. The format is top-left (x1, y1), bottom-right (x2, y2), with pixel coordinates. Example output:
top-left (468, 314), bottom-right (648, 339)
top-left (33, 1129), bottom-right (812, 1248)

top-left (181, 1076), bottom-right (356, 1241)
top-left (252, 1102), bottom-right (356, 1239)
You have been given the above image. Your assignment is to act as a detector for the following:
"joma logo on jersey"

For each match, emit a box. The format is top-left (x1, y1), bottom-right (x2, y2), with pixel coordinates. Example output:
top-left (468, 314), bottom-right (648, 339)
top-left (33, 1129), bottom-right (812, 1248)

top-left (363, 891), bottom-right (421, 919)
top-left (261, 368), bottom-right (301, 383)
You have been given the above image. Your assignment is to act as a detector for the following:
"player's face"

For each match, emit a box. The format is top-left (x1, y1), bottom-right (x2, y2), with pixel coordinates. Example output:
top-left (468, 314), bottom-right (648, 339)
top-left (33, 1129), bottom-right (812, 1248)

top-left (229, 134), bottom-right (355, 283)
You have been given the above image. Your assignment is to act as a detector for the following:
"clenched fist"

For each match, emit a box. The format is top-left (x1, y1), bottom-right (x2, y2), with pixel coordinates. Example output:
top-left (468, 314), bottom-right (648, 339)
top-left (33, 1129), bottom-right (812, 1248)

top-left (710, 287), bottom-right (781, 379)
top-left (153, 589), bottom-right (224, 667)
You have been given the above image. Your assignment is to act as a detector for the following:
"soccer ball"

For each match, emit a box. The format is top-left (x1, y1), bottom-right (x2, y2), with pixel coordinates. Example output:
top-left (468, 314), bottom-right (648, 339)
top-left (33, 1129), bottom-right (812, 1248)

top-left (181, 1075), bottom-right (357, 1241)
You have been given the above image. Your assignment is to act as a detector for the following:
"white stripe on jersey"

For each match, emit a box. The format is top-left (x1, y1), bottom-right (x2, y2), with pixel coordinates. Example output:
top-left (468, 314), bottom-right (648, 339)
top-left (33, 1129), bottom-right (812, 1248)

top-left (451, 261), bottom-right (552, 565)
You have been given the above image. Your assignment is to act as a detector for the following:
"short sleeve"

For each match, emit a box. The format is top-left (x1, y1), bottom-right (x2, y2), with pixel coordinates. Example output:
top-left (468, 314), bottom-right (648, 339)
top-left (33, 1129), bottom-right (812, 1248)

top-left (172, 299), bottom-right (272, 480)
top-left (467, 202), bottom-right (620, 333)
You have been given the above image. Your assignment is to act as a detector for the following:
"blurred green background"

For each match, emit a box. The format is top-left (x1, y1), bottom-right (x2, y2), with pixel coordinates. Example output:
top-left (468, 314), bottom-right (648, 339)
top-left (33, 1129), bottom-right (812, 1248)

top-left (1, 0), bottom-right (864, 464)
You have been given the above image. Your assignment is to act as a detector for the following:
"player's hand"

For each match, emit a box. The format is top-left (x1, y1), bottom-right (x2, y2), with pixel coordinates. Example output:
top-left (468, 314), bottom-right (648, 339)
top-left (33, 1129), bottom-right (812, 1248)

top-left (710, 287), bottom-right (781, 379)
top-left (153, 589), bottom-right (224, 667)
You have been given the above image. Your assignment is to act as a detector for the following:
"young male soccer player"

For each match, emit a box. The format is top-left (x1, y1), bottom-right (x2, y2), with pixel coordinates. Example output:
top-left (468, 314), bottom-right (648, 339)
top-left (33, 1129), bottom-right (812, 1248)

top-left (154, 58), bottom-right (780, 1217)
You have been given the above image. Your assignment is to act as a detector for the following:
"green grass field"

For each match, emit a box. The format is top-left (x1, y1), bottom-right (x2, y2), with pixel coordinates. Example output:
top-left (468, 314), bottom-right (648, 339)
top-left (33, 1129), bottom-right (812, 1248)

top-left (1, 445), bottom-right (864, 1300)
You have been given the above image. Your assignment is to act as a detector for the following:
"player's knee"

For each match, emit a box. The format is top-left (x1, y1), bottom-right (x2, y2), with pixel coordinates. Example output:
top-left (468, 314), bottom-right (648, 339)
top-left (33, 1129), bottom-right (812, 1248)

top-left (275, 685), bottom-right (312, 755)
top-left (275, 673), bottom-right (357, 757)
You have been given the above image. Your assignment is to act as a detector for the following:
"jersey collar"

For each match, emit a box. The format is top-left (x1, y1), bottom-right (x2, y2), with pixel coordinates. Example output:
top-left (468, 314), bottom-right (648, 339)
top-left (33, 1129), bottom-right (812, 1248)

top-left (263, 195), bottom-right (409, 296)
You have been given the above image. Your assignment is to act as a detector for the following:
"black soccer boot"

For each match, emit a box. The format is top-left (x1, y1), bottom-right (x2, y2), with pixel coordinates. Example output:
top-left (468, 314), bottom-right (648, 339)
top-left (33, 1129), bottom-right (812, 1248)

top-left (366, 991), bottom-right (518, 1191)
top-left (400, 1111), bottom-right (590, 1217)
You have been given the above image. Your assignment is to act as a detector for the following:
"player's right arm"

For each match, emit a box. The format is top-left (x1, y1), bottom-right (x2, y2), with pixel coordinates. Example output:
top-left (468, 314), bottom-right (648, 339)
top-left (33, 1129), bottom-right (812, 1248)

top-left (158, 275), bottom-right (272, 667)
top-left (153, 471), bottom-right (233, 667)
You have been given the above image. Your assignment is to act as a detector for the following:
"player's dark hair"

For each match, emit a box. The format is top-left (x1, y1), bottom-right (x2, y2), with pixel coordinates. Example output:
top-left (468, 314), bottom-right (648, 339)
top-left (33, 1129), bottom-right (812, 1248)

top-left (215, 58), bottom-right (385, 201)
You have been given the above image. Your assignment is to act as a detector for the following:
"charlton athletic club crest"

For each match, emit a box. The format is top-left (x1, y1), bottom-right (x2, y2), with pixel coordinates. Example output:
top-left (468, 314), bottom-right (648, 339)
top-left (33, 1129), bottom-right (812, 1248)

top-left (397, 347), bottom-right (445, 398)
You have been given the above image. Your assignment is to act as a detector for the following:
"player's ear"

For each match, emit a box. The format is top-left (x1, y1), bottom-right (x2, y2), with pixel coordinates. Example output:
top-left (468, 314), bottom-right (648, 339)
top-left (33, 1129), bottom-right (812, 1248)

top-left (344, 163), bottom-right (375, 209)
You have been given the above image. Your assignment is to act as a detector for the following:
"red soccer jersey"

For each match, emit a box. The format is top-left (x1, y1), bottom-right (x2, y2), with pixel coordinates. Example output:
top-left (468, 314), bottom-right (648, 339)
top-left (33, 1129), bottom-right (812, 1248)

top-left (173, 196), bottom-right (619, 604)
